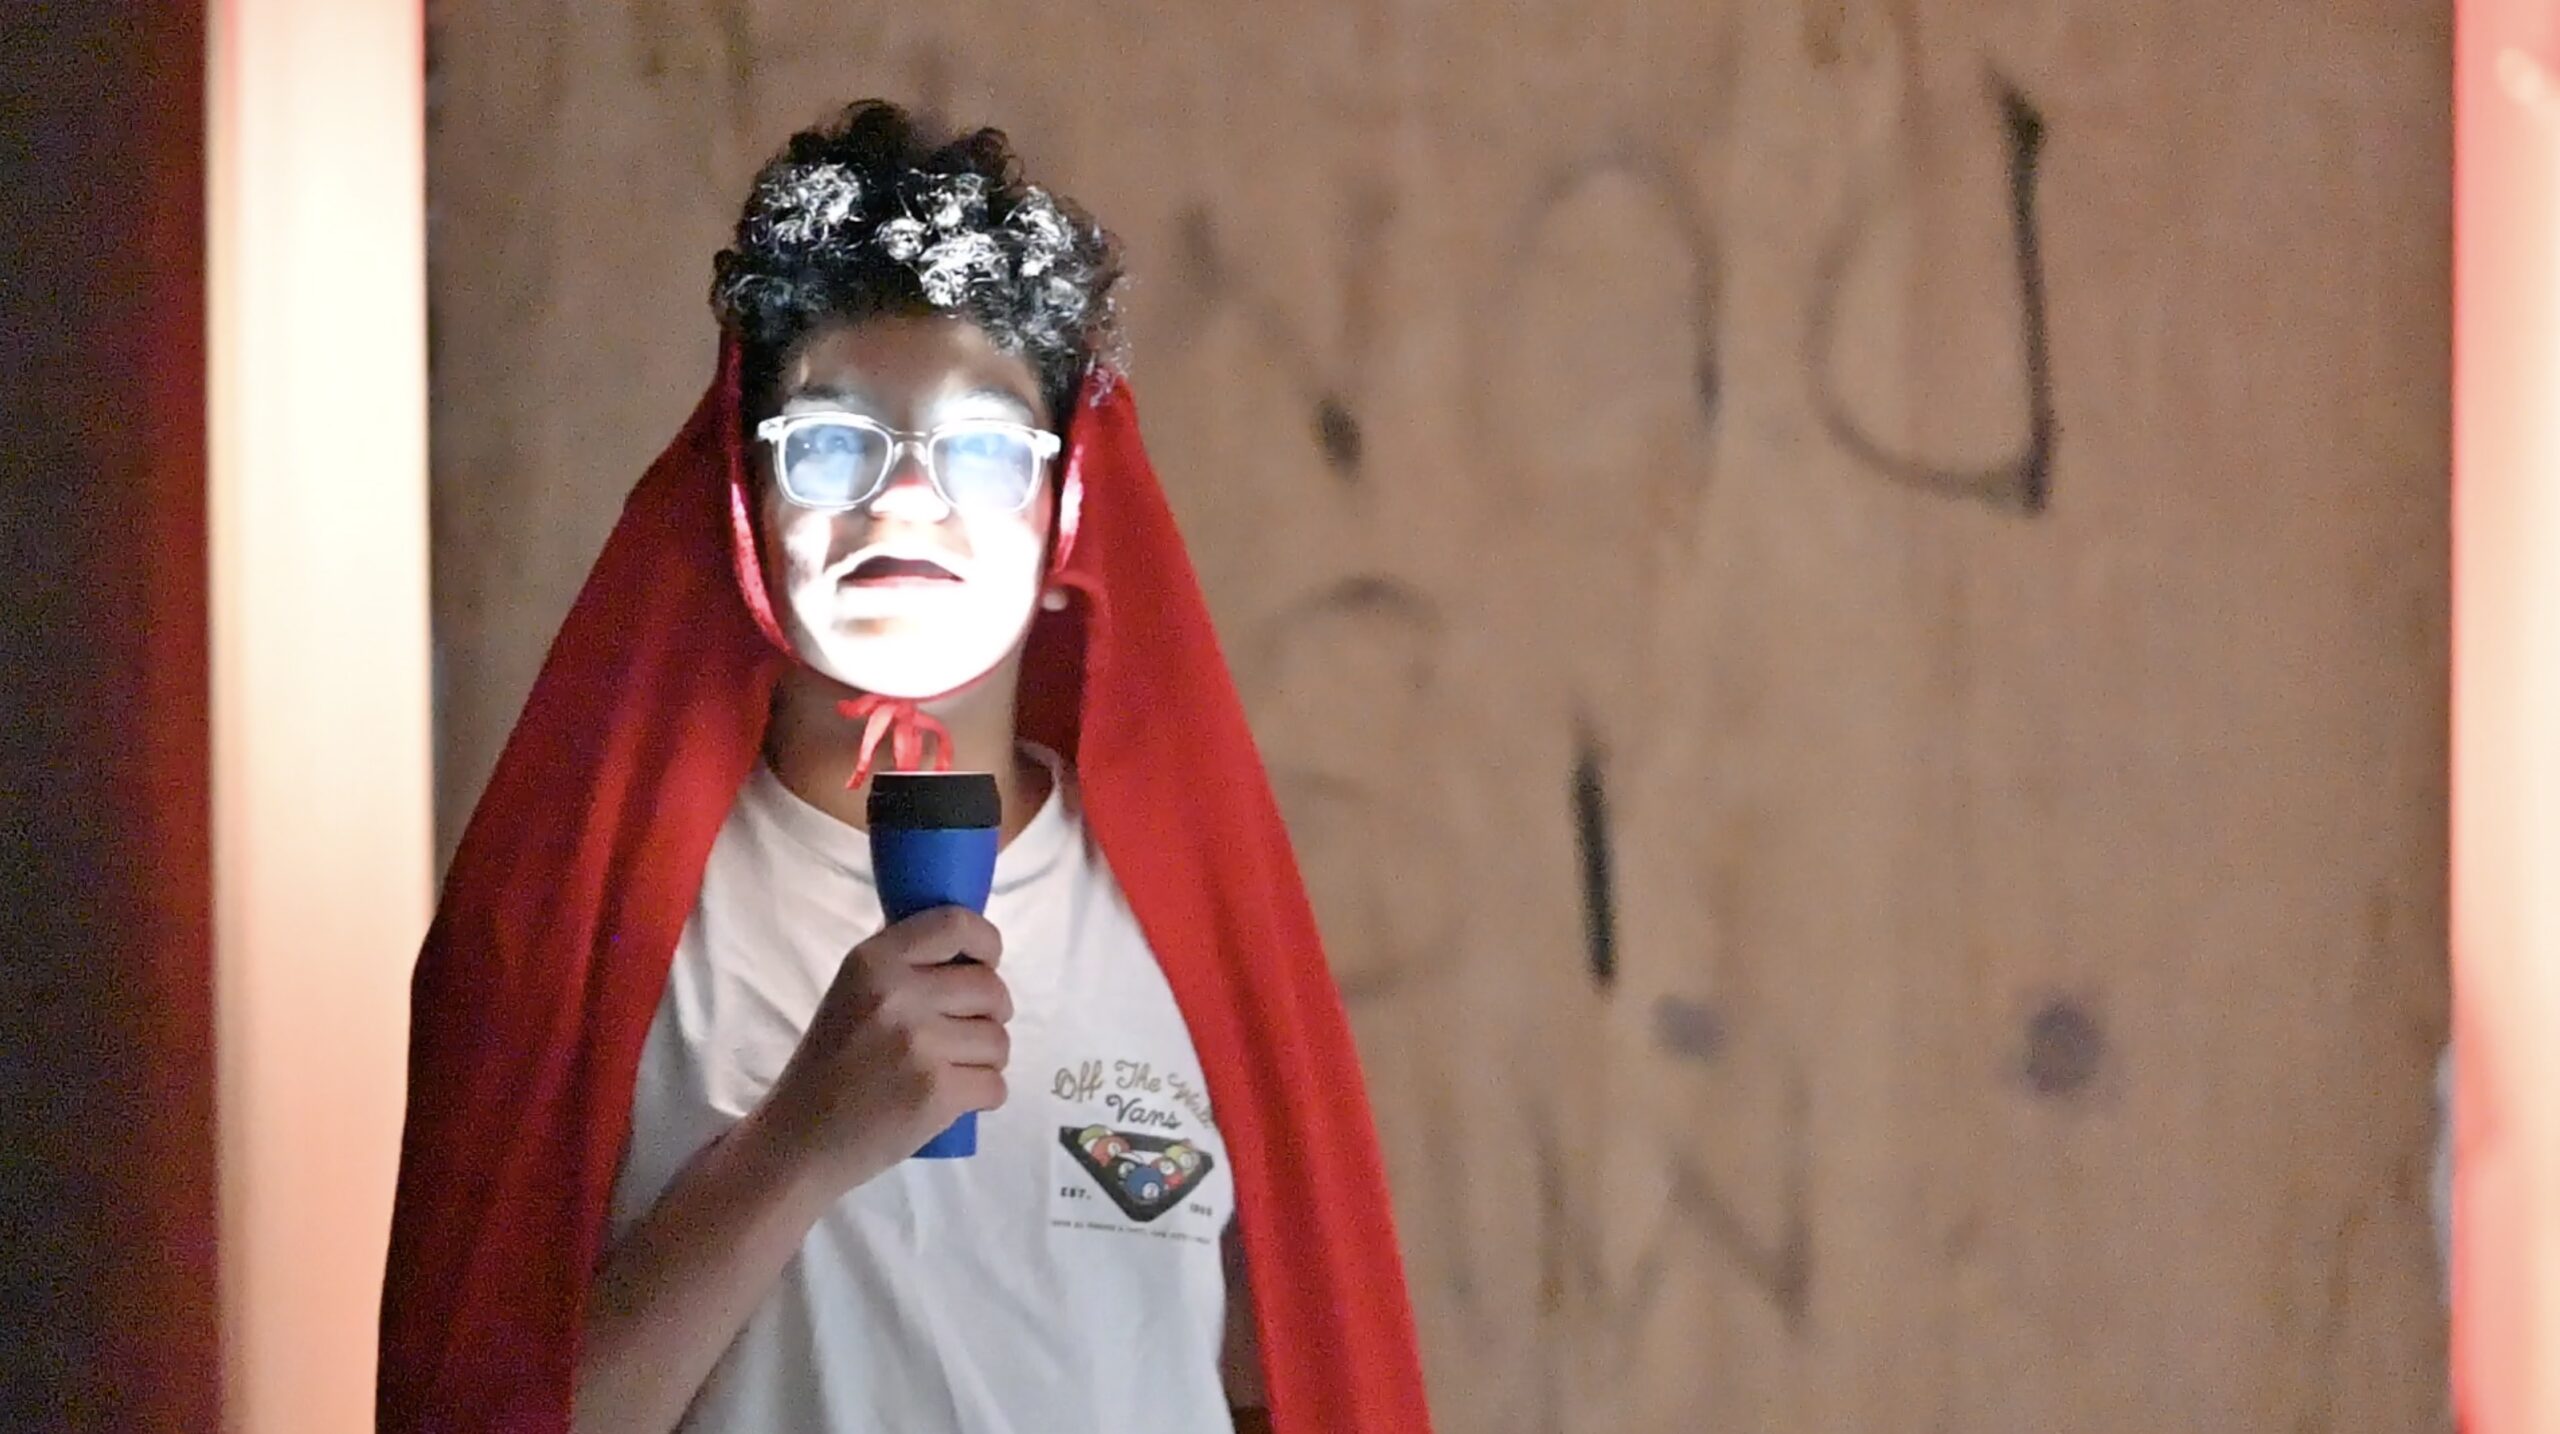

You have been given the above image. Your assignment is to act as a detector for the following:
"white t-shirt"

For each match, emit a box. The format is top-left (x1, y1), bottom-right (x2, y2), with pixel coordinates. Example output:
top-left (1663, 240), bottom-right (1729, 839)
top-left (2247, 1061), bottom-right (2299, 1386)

top-left (609, 752), bottom-right (1237, 1434)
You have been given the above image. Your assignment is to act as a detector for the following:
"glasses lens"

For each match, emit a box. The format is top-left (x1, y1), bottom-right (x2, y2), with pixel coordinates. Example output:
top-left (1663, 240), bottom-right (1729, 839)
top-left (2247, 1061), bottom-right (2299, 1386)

top-left (931, 426), bottom-right (1042, 511)
top-left (780, 420), bottom-right (888, 507)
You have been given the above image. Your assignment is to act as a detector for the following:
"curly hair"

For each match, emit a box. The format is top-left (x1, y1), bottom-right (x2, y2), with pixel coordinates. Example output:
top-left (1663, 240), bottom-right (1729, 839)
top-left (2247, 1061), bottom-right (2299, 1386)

top-left (711, 101), bottom-right (1124, 423)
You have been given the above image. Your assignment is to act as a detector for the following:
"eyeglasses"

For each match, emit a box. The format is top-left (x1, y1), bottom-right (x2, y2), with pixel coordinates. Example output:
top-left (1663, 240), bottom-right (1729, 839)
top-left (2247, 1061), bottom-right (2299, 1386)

top-left (754, 413), bottom-right (1063, 514)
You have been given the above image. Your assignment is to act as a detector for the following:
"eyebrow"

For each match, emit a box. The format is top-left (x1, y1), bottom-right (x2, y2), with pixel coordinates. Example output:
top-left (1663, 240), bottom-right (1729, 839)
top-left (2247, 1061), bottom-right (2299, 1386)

top-left (780, 382), bottom-right (1039, 424)
top-left (940, 386), bottom-right (1038, 422)
top-left (780, 382), bottom-right (878, 411)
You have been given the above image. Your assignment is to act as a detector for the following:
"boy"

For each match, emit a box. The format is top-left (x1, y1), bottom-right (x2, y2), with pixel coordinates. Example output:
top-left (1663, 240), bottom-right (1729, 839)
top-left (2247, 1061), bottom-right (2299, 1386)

top-left (379, 102), bottom-right (1430, 1433)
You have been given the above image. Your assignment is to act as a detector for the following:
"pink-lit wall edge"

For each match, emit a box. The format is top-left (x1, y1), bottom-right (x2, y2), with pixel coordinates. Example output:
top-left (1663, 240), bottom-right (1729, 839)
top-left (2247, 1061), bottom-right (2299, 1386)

top-left (207, 1), bottom-right (434, 1430)
top-left (2456, 2), bottom-right (2560, 1431)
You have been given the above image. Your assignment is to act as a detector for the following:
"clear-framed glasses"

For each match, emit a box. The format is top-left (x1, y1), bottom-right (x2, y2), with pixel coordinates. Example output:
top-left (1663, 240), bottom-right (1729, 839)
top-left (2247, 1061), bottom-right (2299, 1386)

top-left (754, 413), bottom-right (1063, 514)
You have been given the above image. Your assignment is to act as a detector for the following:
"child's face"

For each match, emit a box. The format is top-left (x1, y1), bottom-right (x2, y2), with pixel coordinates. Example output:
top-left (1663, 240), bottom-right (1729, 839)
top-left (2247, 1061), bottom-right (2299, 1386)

top-left (753, 314), bottom-right (1057, 700)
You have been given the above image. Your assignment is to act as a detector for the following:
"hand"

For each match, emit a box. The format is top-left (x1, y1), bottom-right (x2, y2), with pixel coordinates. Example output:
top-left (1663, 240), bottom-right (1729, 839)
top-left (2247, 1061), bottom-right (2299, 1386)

top-left (749, 906), bottom-right (1011, 1196)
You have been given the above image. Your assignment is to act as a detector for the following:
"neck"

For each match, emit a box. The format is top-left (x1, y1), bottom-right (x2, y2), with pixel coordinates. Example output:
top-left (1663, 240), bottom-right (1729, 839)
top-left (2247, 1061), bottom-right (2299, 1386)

top-left (764, 658), bottom-right (1050, 844)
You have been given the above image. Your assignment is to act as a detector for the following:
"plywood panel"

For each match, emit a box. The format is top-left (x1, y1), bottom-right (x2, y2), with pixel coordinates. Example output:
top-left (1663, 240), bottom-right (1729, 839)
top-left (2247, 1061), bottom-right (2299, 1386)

top-left (426, 2), bottom-right (2451, 1427)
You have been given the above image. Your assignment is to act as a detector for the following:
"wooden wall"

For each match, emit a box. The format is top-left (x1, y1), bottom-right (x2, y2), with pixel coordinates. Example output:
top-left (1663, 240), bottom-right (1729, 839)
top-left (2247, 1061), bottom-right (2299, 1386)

top-left (426, 2), bottom-right (2452, 1428)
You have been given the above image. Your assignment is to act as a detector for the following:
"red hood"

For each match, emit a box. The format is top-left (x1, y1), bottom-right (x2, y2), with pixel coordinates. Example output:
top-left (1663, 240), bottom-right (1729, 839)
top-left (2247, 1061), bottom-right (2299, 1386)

top-left (377, 338), bottom-right (1434, 1433)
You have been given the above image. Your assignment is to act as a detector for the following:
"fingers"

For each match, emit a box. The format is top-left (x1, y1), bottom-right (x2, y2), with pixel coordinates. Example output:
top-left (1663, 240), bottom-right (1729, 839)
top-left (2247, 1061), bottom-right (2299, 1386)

top-left (869, 907), bottom-right (1004, 969)
top-left (942, 1064), bottom-right (1008, 1114)
top-left (918, 961), bottom-right (1013, 1022)
top-left (930, 1013), bottom-right (1012, 1071)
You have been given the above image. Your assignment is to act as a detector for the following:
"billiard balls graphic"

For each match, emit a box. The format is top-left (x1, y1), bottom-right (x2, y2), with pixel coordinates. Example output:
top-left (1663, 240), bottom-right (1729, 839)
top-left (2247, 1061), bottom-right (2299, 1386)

top-left (1122, 1163), bottom-right (1168, 1203)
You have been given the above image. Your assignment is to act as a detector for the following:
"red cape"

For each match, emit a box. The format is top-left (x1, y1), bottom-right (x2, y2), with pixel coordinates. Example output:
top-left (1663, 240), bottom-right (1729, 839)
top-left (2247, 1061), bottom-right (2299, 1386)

top-left (379, 342), bottom-right (1433, 1432)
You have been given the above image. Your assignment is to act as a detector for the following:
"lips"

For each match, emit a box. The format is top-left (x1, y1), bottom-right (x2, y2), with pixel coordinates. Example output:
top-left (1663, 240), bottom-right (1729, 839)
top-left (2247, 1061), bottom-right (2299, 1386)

top-left (845, 555), bottom-right (961, 585)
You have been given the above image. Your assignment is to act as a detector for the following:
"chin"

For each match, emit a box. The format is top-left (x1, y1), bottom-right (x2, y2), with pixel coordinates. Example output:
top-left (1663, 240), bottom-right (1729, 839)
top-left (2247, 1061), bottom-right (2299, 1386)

top-left (807, 632), bottom-right (1019, 702)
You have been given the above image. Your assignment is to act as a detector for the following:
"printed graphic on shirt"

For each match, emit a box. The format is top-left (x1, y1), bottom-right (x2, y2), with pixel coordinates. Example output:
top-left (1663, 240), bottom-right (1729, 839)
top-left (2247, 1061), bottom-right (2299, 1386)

top-left (1049, 1056), bottom-right (1224, 1244)
top-left (1059, 1125), bottom-right (1217, 1223)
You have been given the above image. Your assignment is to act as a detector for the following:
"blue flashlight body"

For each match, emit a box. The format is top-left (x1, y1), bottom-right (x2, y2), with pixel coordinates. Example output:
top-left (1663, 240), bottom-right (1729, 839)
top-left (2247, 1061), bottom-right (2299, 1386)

top-left (867, 772), bottom-right (1002, 1160)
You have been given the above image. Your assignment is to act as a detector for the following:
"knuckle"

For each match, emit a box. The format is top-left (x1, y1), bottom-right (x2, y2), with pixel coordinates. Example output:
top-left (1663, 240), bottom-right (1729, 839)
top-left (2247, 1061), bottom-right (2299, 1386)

top-left (925, 1064), bottom-right (965, 1111)
top-left (852, 944), bottom-right (901, 989)
top-left (859, 968), bottom-right (903, 1009)
top-left (881, 1021), bottom-right (920, 1065)
top-left (865, 978), bottom-right (912, 1027)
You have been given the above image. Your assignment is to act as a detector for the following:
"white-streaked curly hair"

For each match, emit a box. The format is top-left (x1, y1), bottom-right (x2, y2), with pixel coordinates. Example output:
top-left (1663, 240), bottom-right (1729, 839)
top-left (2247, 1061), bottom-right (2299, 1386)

top-left (711, 101), bottom-right (1124, 420)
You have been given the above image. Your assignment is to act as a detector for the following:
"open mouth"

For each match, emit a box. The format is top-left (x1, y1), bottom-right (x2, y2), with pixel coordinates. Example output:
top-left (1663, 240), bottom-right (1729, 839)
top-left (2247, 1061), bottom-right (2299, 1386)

top-left (844, 555), bottom-right (962, 585)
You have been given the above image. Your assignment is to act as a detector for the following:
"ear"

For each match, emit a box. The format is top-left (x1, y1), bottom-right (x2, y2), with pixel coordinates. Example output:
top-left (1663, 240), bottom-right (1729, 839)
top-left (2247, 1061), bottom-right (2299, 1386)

top-left (1047, 461), bottom-right (1083, 579)
top-left (1048, 361), bottom-right (1115, 580)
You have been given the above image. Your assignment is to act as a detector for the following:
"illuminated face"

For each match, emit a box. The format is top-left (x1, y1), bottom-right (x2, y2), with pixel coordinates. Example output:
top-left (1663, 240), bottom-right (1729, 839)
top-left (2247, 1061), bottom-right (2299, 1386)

top-left (753, 315), bottom-right (1057, 700)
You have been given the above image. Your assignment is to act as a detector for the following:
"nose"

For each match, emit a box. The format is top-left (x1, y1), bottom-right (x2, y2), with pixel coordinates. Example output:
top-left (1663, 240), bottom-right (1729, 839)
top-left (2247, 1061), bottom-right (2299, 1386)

top-left (867, 442), bottom-right (951, 522)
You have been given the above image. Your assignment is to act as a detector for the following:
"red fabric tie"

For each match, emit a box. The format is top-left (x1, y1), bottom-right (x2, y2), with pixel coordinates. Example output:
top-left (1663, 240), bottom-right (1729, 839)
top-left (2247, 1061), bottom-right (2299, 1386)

top-left (839, 694), bottom-right (953, 788)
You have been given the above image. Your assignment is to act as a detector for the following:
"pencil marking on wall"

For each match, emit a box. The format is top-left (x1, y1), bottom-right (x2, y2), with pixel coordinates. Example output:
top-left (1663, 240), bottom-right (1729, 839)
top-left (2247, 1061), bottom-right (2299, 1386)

top-left (1572, 729), bottom-right (1619, 993)
top-left (1810, 69), bottom-right (2055, 514)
